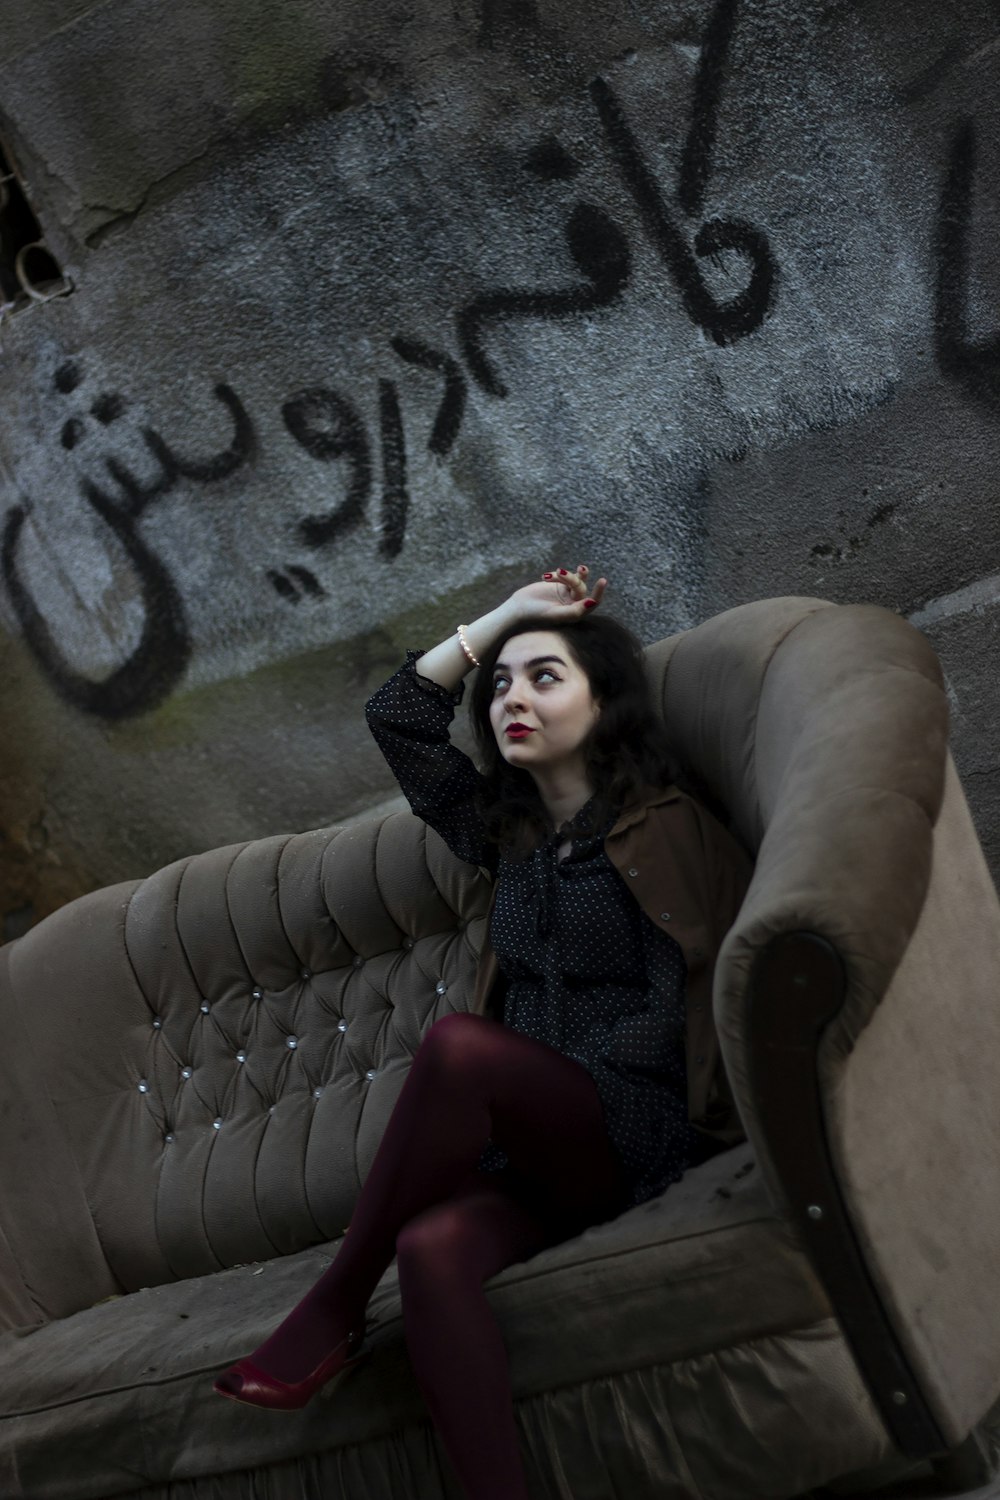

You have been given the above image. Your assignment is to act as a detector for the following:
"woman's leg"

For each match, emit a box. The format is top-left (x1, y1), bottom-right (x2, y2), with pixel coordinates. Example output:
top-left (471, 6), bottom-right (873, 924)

top-left (239, 1012), bottom-right (629, 1384)
top-left (395, 1171), bottom-right (569, 1500)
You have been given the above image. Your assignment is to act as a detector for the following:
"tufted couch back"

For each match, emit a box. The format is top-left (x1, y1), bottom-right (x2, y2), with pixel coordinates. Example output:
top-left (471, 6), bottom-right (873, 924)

top-left (0, 815), bottom-right (491, 1328)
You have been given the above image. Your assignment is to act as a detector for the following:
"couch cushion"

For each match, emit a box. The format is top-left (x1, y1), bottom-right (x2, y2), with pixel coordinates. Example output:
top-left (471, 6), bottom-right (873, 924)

top-left (0, 1145), bottom-right (892, 1500)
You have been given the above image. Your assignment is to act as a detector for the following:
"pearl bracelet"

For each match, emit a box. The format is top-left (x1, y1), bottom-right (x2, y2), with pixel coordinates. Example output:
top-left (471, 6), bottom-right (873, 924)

top-left (456, 624), bottom-right (480, 667)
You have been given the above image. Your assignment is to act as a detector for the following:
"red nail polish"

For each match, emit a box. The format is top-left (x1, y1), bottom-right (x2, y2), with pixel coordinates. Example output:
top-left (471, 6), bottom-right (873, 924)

top-left (583, 599), bottom-right (596, 609)
top-left (543, 573), bottom-right (553, 579)
top-left (558, 568), bottom-right (568, 576)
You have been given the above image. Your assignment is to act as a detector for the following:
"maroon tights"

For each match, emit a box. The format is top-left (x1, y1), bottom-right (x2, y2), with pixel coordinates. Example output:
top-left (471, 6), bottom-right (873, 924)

top-left (245, 1012), bottom-right (631, 1500)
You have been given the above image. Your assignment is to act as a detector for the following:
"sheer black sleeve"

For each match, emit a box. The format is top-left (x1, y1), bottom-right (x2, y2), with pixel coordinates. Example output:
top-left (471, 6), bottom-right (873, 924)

top-left (365, 652), bottom-right (498, 874)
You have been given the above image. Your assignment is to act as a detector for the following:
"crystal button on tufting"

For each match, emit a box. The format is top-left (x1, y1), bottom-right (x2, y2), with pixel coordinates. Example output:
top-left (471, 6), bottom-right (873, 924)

top-left (180, 1067), bottom-right (193, 1079)
top-left (365, 1069), bottom-right (377, 1081)
top-left (251, 987), bottom-right (263, 1001)
top-left (435, 980), bottom-right (448, 995)
top-left (152, 1018), bottom-right (162, 1030)
top-left (286, 1036), bottom-right (298, 1050)
top-left (137, 1080), bottom-right (149, 1093)
top-left (337, 1020), bottom-right (348, 1032)
top-left (236, 1051), bottom-right (246, 1063)
top-left (200, 1002), bottom-right (210, 1014)
top-left (212, 1118), bottom-right (222, 1130)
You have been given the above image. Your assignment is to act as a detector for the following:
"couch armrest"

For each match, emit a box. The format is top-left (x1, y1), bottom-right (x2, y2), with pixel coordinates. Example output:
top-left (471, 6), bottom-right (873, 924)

top-left (716, 750), bottom-right (1000, 1452)
top-left (0, 890), bottom-right (138, 1326)
top-left (743, 929), bottom-right (946, 1458)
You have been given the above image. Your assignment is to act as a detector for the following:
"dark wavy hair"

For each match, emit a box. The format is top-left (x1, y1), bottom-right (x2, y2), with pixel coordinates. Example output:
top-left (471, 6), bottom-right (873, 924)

top-left (467, 610), bottom-right (687, 858)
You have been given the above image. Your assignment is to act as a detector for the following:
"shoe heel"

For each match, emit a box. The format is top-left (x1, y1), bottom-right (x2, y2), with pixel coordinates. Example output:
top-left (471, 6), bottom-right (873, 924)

top-left (213, 1327), bottom-right (368, 1411)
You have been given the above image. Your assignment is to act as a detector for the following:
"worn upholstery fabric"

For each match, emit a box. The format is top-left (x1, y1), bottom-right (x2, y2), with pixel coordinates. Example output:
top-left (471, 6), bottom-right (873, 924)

top-left (829, 756), bottom-right (1000, 1447)
top-left (649, 598), bottom-right (1000, 1449)
top-left (0, 1144), bottom-right (897, 1500)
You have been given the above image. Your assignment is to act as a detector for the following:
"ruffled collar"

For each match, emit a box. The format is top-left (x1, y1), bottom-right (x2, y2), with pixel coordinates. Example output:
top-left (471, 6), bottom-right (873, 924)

top-left (530, 794), bottom-right (620, 941)
top-left (542, 791), bottom-right (607, 846)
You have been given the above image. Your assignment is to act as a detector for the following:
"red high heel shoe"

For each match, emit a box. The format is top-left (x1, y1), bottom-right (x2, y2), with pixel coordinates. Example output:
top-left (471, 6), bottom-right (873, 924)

top-left (213, 1326), bottom-right (369, 1410)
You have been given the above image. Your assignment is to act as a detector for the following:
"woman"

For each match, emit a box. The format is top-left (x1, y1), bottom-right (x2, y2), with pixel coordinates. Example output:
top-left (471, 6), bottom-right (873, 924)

top-left (213, 564), bottom-right (753, 1500)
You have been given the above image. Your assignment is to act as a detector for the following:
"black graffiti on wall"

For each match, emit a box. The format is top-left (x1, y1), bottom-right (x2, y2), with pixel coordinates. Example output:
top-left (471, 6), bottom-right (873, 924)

top-left (1, 366), bottom-right (259, 718)
top-left (2, 497), bottom-right (190, 720)
top-left (390, 338), bottom-right (466, 457)
top-left (266, 564), bottom-right (326, 603)
top-left (1, 342), bottom-right (470, 717)
top-left (457, 201), bottom-right (631, 398)
top-left (282, 385), bottom-right (372, 549)
top-left (679, 0), bottom-right (738, 219)
top-left (457, 0), bottom-right (775, 393)
top-left (378, 379), bottom-right (408, 560)
top-left (279, 336), bottom-right (465, 566)
top-left (934, 117), bottom-right (1000, 406)
top-left (589, 0), bottom-right (774, 345)
top-left (589, 75), bottom-right (775, 346)
top-left (2, 0), bottom-right (776, 720)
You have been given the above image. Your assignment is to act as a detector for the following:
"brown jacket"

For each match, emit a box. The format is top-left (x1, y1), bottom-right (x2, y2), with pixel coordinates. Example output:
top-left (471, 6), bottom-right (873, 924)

top-left (466, 784), bottom-right (754, 1148)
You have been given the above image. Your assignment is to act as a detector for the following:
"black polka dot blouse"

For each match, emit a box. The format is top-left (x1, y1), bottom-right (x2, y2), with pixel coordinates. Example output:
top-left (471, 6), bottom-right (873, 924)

top-left (365, 652), bottom-right (707, 1208)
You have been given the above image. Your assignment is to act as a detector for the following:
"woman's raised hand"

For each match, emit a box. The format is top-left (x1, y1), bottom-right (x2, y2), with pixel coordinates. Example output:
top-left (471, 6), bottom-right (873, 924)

top-left (413, 564), bottom-right (608, 693)
top-left (505, 563), bottom-right (608, 622)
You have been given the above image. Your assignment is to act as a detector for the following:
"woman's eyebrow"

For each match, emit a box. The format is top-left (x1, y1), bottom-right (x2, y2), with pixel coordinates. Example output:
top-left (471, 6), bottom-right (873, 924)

top-left (494, 655), bottom-right (567, 672)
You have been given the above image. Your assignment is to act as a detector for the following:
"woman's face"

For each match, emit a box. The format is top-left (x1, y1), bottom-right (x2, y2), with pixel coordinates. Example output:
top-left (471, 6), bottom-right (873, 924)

top-left (488, 630), bottom-right (600, 778)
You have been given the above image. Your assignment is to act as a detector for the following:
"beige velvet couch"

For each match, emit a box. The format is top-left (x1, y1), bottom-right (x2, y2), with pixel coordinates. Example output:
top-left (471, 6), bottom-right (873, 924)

top-left (1, 596), bottom-right (999, 1500)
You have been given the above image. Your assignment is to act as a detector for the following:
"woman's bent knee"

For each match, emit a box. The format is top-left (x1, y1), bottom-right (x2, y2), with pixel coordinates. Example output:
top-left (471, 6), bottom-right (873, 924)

top-left (418, 1011), bottom-right (497, 1076)
top-left (396, 1201), bottom-right (471, 1269)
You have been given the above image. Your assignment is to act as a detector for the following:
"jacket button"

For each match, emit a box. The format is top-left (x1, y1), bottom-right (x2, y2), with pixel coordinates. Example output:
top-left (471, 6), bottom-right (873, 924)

top-left (627, 868), bottom-right (638, 878)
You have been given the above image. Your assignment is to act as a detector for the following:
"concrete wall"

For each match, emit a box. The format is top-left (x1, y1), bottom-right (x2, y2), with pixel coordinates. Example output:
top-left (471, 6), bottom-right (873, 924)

top-left (1, 0), bottom-right (999, 929)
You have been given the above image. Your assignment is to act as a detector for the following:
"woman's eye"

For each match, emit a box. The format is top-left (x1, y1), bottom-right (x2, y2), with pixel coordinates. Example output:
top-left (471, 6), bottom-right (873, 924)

top-left (492, 676), bottom-right (509, 693)
top-left (535, 669), bottom-right (557, 683)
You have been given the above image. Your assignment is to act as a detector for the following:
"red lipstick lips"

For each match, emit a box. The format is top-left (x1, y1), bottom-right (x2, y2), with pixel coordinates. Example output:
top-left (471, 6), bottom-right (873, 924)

top-left (505, 724), bottom-right (534, 739)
